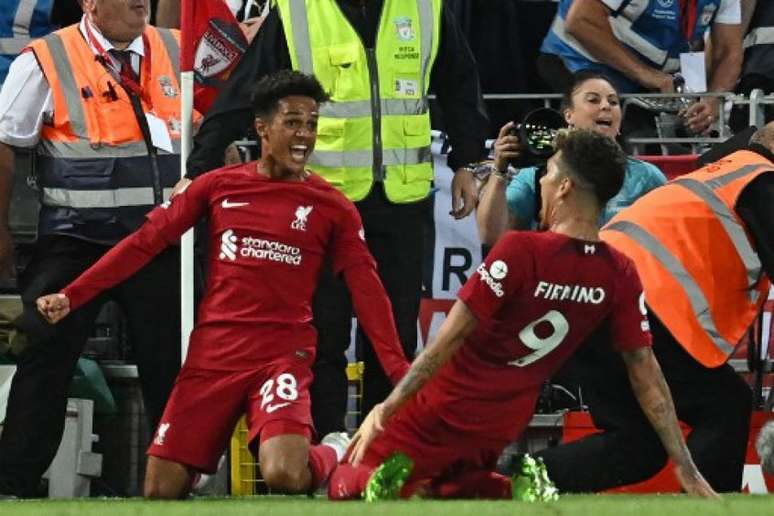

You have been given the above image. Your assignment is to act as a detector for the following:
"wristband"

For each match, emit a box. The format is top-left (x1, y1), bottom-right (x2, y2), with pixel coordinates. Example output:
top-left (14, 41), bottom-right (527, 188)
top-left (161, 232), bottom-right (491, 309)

top-left (492, 167), bottom-right (508, 181)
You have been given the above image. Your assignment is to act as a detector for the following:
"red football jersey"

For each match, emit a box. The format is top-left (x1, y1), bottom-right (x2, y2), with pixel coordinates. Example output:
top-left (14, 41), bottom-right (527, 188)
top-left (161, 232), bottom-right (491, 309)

top-left (64, 162), bottom-right (376, 370)
top-left (419, 231), bottom-right (651, 441)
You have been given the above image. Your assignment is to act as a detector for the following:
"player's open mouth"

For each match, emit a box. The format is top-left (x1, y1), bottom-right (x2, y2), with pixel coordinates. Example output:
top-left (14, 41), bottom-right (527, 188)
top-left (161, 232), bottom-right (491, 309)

top-left (290, 145), bottom-right (309, 162)
top-left (595, 119), bottom-right (612, 127)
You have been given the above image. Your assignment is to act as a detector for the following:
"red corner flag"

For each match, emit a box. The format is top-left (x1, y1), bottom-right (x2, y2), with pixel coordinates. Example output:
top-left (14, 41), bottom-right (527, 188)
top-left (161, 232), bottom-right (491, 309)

top-left (180, 0), bottom-right (248, 113)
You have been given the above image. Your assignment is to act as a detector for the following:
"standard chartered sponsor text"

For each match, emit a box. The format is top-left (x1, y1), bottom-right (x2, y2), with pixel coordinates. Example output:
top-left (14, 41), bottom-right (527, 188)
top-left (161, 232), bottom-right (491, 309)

top-left (240, 236), bottom-right (302, 265)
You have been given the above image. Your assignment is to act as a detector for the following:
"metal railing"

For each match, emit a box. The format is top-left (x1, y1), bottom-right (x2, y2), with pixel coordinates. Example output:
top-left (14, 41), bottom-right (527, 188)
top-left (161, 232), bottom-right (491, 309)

top-left (435, 90), bottom-right (774, 150)
top-left (234, 90), bottom-right (774, 157)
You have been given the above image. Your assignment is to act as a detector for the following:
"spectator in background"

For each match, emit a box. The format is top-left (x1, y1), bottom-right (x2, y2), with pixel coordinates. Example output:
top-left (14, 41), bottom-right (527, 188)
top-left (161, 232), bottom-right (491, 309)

top-left (477, 71), bottom-right (666, 244)
top-left (738, 0), bottom-right (774, 96)
top-left (539, 0), bottom-right (743, 136)
top-left (183, 0), bottom-right (489, 439)
top-left (730, 0), bottom-right (774, 132)
top-left (1, 1), bottom-right (58, 85)
top-left (0, 0), bottom-right (183, 497)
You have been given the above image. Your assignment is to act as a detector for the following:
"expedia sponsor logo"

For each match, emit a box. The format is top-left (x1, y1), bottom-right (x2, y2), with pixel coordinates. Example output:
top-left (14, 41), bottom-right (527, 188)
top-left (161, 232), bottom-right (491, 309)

top-left (489, 260), bottom-right (508, 280)
top-left (477, 263), bottom-right (504, 298)
top-left (534, 281), bottom-right (606, 304)
top-left (218, 230), bottom-right (302, 266)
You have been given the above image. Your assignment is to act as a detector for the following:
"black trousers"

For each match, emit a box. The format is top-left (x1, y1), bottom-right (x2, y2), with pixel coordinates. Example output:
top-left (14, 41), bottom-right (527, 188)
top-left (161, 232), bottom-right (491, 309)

top-left (0, 235), bottom-right (180, 497)
top-left (533, 312), bottom-right (753, 493)
top-left (310, 185), bottom-right (424, 437)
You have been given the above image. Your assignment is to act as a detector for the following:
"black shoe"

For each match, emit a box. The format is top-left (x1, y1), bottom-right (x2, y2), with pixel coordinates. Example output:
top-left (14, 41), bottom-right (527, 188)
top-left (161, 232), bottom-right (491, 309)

top-left (0, 478), bottom-right (19, 500)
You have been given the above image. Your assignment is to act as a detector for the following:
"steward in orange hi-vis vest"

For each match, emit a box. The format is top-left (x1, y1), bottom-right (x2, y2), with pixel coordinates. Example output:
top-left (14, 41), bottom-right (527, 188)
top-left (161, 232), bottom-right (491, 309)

top-left (26, 23), bottom-right (184, 243)
top-left (601, 150), bottom-right (773, 368)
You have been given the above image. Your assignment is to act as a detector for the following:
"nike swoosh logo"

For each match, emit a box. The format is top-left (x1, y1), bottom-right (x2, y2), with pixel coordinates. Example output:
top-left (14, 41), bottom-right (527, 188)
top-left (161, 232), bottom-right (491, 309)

top-left (265, 402), bottom-right (291, 414)
top-left (222, 199), bottom-right (249, 208)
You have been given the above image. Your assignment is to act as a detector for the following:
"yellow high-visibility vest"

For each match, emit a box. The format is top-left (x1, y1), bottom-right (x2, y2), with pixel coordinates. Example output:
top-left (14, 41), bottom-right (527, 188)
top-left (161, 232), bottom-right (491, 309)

top-left (276, 0), bottom-right (441, 203)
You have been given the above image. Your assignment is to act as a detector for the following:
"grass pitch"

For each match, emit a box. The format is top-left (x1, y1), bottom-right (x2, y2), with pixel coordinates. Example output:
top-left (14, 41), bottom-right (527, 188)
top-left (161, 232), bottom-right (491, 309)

top-left (1, 494), bottom-right (773, 516)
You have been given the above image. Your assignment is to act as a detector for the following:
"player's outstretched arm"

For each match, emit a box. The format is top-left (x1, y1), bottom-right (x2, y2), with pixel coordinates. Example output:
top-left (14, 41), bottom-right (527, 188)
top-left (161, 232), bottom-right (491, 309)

top-left (58, 222), bottom-right (173, 313)
top-left (36, 293), bottom-right (71, 324)
top-left (344, 264), bottom-right (410, 384)
top-left (62, 176), bottom-right (211, 312)
top-left (621, 347), bottom-right (720, 499)
top-left (348, 300), bottom-right (478, 465)
top-left (383, 300), bottom-right (478, 415)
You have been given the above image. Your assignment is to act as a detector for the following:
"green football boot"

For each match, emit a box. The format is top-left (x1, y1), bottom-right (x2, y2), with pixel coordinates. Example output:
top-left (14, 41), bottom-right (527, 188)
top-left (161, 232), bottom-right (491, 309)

top-left (511, 454), bottom-right (559, 502)
top-left (363, 452), bottom-right (414, 502)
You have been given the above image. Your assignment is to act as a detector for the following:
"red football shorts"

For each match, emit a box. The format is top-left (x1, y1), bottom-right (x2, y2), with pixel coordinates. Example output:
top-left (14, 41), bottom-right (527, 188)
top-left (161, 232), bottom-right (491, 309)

top-left (362, 393), bottom-right (531, 484)
top-left (147, 358), bottom-right (313, 473)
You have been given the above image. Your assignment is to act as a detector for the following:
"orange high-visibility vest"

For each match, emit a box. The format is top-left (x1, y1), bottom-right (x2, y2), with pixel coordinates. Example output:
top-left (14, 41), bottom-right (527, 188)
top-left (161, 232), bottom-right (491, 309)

top-left (601, 150), bottom-right (772, 367)
top-left (27, 24), bottom-right (185, 243)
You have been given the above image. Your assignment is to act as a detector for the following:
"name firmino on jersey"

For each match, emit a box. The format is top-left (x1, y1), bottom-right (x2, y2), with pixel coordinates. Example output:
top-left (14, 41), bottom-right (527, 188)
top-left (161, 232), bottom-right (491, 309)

top-left (534, 281), bottom-right (606, 304)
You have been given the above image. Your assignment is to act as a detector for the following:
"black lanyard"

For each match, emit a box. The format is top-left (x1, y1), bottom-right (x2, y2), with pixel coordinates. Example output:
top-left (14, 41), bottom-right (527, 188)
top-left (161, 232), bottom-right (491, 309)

top-left (85, 19), bottom-right (164, 205)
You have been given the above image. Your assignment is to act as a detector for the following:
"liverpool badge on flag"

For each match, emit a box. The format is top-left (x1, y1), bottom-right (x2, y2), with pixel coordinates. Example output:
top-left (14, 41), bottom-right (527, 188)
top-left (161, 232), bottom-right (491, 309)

top-left (194, 18), bottom-right (245, 82)
top-left (184, 0), bottom-right (250, 113)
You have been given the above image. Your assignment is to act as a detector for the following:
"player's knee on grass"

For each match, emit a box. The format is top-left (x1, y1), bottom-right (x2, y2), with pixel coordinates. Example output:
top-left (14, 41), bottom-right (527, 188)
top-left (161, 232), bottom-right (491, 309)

top-left (144, 456), bottom-right (194, 499)
top-left (260, 461), bottom-right (311, 493)
top-left (259, 434), bottom-right (313, 493)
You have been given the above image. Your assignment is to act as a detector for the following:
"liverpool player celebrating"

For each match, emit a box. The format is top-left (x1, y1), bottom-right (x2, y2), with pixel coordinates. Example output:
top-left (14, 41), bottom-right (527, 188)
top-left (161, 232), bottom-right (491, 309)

top-left (36, 70), bottom-right (409, 499)
top-left (329, 130), bottom-right (718, 501)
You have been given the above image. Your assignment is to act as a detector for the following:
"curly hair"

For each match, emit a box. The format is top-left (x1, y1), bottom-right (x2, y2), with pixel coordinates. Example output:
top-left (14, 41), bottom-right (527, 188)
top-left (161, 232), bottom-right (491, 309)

top-left (251, 70), bottom-right (330, 118)
top-left (750, 122), bottom-right (774, 151)
top-left (554, 129), bottom-right (627, 205)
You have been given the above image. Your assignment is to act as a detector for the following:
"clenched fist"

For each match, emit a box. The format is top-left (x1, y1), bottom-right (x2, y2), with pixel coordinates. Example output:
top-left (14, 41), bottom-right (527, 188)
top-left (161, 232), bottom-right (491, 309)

top-left (36, 293), bottom-right (71, 324)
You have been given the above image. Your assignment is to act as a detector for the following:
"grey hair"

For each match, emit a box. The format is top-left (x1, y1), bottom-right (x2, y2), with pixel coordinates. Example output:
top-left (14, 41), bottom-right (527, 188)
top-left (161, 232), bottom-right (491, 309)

top-left (756, 420), bottom-right (774, 475)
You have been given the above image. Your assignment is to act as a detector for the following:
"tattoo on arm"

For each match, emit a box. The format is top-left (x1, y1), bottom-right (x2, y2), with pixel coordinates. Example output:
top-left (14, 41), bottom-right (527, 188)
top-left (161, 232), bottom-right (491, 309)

top-left (381, 301), bottom-right (477, 418)
top-left (622, 347), bottom-right (694, 470)
top-left (394, 347), bottom-right (446, 403)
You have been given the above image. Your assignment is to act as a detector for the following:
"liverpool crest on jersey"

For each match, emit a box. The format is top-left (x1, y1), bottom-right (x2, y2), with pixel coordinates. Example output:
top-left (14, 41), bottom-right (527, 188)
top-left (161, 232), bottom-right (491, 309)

top-left (394, 17), bottom-right (415, 41)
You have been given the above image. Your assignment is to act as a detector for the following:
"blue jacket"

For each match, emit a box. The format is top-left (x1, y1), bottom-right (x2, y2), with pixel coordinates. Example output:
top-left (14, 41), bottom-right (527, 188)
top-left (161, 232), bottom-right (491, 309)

top-left (541, 0), bottom-right (722, 93)
top-left (0, 0), bottom-right (56, 84)
top-left (506, 157), bottom-right (667, 228)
